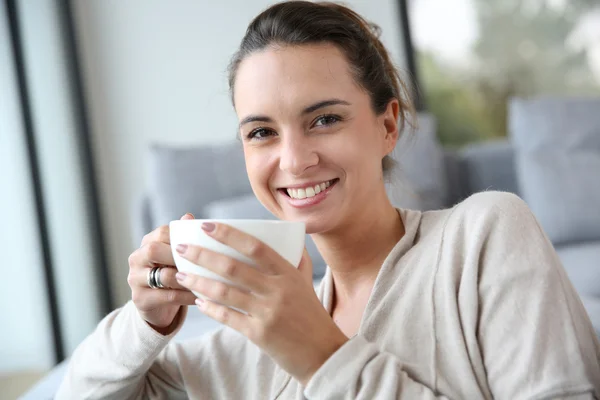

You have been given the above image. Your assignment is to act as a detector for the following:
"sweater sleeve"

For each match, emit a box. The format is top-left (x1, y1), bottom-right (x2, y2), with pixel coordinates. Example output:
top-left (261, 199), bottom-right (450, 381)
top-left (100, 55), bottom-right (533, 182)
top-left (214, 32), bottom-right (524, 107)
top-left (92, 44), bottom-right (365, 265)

top-left (466, 192), bottom-right (600, 399)
top-left (304, 335), bottom-right (450, 399)
top-left (55, 301), bottom-right (189, 400)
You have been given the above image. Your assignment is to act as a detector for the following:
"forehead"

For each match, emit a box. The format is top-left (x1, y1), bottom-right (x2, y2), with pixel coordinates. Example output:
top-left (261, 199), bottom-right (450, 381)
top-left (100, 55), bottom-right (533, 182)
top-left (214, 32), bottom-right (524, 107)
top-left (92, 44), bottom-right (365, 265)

top-left (233, 43), bottom-right (362, 116)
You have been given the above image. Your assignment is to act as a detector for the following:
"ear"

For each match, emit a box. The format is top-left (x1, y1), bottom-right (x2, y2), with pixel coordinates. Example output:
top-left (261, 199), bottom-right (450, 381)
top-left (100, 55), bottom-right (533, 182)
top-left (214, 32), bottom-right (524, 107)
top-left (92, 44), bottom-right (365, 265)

top-left (380, 99), bottom-right (400, 156)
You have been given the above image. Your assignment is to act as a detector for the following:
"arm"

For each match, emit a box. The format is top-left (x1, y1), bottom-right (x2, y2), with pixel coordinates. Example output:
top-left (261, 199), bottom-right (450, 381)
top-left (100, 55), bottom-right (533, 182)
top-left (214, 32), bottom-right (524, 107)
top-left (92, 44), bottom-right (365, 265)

top-left (473, 193), bottom-right (600, 399)
top-left (55, 301), bottom-right (189, 400)
top-left (304, 336), bottom-right (450, 399)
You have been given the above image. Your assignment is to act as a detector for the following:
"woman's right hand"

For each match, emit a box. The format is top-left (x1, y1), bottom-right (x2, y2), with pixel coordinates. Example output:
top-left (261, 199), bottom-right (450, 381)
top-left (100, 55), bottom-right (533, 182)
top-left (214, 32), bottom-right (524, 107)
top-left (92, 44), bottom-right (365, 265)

top-left (127, 213), bottom-right (198, 334)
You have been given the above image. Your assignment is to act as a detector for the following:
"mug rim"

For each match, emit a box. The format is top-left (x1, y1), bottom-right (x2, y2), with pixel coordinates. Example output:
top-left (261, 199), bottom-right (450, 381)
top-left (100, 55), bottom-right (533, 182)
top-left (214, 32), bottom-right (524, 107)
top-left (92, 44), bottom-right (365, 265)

top-left (170, 219), bottom-right (304, 225)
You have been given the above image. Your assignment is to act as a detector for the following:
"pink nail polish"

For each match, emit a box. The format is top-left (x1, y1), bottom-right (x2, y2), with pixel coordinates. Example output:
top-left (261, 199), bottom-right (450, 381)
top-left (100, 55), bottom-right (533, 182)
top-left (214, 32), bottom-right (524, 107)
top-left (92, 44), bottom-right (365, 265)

top-left (201, 222), bottom-right (215, 232)
top-left (175, 272), bottom-right (186, 281)
top-left (176, 244), bottom-right (188, 253)
top-left (195, 298), bottom-right (204, 307)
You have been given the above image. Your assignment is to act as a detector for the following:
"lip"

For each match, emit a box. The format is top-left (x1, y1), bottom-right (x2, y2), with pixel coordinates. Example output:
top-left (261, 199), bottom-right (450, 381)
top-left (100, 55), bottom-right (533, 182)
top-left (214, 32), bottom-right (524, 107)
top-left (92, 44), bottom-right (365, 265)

top-left (278, 179), bottom-right (339, 209)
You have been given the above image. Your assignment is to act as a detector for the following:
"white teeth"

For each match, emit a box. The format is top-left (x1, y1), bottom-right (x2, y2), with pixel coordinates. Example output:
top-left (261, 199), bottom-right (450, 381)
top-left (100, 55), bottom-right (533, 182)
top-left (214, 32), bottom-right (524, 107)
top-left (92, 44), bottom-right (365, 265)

top-left (286, 180), bottom-right (334, 199)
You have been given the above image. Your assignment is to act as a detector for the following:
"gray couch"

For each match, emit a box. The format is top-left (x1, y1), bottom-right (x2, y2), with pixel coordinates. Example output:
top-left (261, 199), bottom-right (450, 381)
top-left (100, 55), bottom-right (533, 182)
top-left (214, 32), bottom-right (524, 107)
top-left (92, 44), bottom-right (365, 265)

top-left (21, 101), bottom-right (600, 398)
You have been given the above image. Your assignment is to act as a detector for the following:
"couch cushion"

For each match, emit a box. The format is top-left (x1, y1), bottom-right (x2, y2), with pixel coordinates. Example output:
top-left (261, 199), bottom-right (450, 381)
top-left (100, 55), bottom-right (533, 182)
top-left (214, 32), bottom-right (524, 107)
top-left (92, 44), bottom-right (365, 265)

top-left (509, 98), bottom-right (600, 245)
top-left (387, 113), bottom-right (448, 210)
top-left (579, 296), bottom-right (600, 337)
top-left (459, 139), bottom-right (519, 199)
top-left (204, 194), bottom-right (327, 279)
top-left (442, 149), bottom-right (465, 207)
top-left (19, 360), bottom-right (69, 400)
top-left (147, 143), bottom-right (252, 226)
top-left (556, 241), bottom-right (600, 298)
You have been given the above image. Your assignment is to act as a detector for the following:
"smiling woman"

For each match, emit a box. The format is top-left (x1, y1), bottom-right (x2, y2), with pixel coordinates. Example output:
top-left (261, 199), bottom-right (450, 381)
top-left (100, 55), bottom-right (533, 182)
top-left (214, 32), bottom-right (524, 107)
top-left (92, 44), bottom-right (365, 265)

top-left (56, 1), bottom-right (600, 399)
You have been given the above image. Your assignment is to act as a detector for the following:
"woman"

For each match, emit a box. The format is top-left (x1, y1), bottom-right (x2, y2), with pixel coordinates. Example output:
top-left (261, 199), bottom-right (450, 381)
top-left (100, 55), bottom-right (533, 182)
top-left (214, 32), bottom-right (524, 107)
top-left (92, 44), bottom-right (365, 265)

top-left (57, 2), bottom-right (600, 399)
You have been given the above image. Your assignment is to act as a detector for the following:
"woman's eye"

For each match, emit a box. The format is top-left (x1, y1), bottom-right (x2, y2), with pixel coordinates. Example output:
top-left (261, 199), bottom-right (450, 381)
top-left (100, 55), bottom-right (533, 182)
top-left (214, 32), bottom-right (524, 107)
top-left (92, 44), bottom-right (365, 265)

top-left (313, 115), bottom-right (340, 127)
top-left (247, 128), bottom-right (275, 140)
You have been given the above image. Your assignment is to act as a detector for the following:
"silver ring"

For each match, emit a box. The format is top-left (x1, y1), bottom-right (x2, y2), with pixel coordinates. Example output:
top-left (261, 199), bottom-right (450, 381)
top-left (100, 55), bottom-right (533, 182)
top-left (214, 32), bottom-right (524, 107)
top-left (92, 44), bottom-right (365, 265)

top-left (147, 266), bottom-right (162, 289)
top-left (155, 267), bottom-right (165, 289)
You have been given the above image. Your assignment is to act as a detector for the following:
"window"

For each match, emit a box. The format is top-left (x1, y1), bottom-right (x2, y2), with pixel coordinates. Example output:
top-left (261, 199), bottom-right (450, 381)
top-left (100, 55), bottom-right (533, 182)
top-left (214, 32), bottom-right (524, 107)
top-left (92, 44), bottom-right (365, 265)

top-left (408, 0), bottom-right (600, 147)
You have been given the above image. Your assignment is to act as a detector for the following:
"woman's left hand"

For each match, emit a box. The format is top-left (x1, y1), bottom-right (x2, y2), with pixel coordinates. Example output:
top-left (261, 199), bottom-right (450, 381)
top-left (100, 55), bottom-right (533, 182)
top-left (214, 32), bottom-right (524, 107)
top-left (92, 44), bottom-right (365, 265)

top-left (175, 222), bottom-right (348, 386)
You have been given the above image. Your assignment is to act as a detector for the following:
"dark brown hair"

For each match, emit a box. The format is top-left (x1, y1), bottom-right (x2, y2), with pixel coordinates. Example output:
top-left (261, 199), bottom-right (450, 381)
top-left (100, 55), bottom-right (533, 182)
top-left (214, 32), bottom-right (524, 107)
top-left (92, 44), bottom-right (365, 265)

top-left (228, 1), bottom-right (416, 174)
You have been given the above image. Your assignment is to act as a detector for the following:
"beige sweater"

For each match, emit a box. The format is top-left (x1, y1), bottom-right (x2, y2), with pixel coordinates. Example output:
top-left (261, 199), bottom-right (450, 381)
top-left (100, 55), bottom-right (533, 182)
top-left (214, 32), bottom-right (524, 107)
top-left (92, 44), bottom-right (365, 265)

top-left (57, 192), bottom-right (600, 399)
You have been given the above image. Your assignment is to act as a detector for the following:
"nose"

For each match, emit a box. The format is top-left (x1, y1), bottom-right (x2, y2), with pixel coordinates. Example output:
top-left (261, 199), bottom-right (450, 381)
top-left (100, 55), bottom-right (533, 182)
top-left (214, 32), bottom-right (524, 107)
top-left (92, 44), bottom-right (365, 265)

top-left (279, 134), bottom-right (319, 176)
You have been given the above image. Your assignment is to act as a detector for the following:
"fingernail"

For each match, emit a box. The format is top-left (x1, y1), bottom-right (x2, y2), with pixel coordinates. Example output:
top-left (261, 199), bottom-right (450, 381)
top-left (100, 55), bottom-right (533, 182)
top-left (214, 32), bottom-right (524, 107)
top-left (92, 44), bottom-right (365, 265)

top-left (176, 244), bottom-right (188, 254)
top-left (175, 272), bottom-right (186, 281)
top-left (201, 222), bottom-right (215, 232)
top-left (195, 298), bottom-right (204, 307)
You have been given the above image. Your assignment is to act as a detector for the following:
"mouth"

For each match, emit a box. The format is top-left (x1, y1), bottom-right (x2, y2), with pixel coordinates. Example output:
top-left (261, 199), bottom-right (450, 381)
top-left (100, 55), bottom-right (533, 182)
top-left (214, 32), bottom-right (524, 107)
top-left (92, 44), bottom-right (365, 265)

top-left (277, 178), bottom-right (339, 208)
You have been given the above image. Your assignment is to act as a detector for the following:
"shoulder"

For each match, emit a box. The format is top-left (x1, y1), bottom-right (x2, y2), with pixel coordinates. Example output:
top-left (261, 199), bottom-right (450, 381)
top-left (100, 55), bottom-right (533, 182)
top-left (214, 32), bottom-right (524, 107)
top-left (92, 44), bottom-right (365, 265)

top-left (418, 191), bottom-right (538, 240)
top-left (419, 191), bottom-right (551, 268)
top-left (445, 191), bottom-right (538, 234)
top-left (443, 192), bottom-right (559, 274)
top-left (454, 190), bottom-right (530, 217)
top-left (405, 191), bottom-right (556, 279)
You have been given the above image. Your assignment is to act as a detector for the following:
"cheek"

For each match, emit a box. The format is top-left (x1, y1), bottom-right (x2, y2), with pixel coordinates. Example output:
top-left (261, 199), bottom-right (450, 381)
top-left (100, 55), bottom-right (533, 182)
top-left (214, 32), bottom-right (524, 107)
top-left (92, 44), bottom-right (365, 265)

top-left (244, 148), bottom-right (275, 196)
top-left (335, 124), bottom-right (383, 170)
top-left (244, 152), bottom-right (263, 183)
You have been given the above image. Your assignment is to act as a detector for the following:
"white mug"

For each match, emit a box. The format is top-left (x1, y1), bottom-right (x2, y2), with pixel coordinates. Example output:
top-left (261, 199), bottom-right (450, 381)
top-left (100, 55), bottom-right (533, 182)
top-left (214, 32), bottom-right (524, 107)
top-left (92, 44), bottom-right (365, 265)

top-left (169, 219), bottom-right (305, 299)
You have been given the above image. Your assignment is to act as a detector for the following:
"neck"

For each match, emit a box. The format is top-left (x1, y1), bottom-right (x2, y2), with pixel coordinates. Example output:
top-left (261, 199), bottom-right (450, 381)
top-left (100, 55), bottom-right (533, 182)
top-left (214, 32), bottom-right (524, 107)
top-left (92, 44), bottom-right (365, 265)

top-left (311, 189), bottom-right (405, 304)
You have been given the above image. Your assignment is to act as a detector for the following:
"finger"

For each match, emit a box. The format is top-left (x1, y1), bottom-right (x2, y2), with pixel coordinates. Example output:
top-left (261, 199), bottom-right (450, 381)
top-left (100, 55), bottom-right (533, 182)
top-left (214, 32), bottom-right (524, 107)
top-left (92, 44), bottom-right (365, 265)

top-left (195, 296), bottom-right (249, 334)
top-left (128, 266), bottom-right (188, 290)
top-left (200, 223), bottom-right (285, 275)
top-left (177, 273), bottom-right (256, 313)
top-left (140, 213), bottom-right (194, 246)
top-left (176, 245), bottom-right (266, 293)
top-left (297, 247), bottom-right (313, 284)
top-left (130, 241), bottom-right (176, 270)
top-left (133, 287), bottom-right (198, 310)
top-left (157, 266), bottom-right (188, 290)
top-left (141, 225), bottom-right (170, 246)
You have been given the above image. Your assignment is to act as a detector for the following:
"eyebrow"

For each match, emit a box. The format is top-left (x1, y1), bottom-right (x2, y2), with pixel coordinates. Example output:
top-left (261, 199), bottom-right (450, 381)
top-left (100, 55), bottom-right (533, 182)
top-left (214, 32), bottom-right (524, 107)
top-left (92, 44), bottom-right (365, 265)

top-left (238, 98), bottom-right (351, 128)
top-left (238, 115), bottom-right (273, 128)
top-left (301, 98), bottom-right (351, 115)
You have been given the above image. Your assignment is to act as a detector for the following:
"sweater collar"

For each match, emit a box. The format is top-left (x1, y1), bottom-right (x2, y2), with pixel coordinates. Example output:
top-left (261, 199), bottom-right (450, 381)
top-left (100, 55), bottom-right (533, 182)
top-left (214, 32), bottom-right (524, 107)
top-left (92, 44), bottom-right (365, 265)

top-left (317, 207), bottom-right (424, 316)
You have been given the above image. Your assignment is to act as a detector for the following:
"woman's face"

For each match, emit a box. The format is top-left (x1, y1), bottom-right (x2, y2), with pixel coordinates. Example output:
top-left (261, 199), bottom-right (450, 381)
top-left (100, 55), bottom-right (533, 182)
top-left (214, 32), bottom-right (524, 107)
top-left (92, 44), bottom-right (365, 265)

top-left (234, 43), bottom-right (398, 234)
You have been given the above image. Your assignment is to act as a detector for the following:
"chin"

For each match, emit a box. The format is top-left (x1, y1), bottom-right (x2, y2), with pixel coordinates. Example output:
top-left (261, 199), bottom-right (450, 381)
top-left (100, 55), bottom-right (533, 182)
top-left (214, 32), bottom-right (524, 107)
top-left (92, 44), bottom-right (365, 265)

top-left (277, 208), bottom-right (337, 235)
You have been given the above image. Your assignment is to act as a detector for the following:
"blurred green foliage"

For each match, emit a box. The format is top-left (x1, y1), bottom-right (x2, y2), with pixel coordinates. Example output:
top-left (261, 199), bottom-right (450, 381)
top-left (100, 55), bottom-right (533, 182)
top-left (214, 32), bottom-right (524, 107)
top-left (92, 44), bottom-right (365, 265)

top-left (417, 0), bottom-right (600, 147)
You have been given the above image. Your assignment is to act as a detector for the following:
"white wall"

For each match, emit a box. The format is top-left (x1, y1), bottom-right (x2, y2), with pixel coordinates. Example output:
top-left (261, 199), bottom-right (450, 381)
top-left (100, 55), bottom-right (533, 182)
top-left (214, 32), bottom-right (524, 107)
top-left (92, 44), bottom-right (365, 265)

top-left (73, 0), bottom-right (407, 306)
top-left (0, 2), bottom-right (54, 372)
